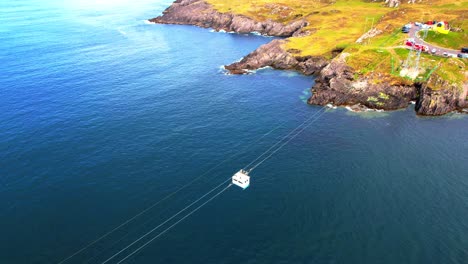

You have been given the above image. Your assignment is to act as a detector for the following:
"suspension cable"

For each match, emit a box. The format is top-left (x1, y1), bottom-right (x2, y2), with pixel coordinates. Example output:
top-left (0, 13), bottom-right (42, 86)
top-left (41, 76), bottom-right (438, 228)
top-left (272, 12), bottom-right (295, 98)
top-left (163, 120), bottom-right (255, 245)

top-left (247, 83), bottom-right (364, 173)
top-left (243, 107), bottom-right (326, 171)
top-left (101, 177), bottom-right (230, 264)
top-left (115, 184), bottom-right (233, 264)
top-left (248, 108), bottom-right (328, 172)
top-left (56, 109), bottom-right (294, 264)
top-left (81, 106), bottom-right (311, 263)
top-left (57, 81), bottom-right (313, 264)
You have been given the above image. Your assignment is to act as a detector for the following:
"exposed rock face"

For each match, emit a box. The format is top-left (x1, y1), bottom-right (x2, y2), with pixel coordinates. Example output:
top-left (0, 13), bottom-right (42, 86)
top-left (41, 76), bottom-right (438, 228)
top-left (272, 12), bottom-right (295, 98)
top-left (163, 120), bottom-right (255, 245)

top-left (308, 54), bottom-right (467, 115)
top-left (356, 28), bottom-right (382, 44)
top-left (385, 0), bottom-right (401, 7)
top-left (308, 53), bottom-right (418, 110)
top-left (224, 39), bottom-right (328, 75)
top-left (150, 0), bottom-right (308, 37)
top-left (415, 75), bottom-right (468, 115)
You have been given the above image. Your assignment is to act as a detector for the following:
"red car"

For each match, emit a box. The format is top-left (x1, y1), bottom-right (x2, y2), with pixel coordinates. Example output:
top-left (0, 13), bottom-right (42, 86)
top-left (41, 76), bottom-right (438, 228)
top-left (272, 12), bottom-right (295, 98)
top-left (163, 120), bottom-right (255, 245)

top-left (405, 40), bottom-right (428, 52)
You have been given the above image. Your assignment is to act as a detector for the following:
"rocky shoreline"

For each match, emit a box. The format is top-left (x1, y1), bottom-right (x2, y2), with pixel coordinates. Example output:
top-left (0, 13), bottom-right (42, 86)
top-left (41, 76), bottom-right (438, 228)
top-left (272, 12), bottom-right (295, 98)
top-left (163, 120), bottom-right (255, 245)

top-left (224, 39), bottom-right (328, 75)
top-left (151, 0), bottom-right (468, 116)
top-left (150, 0), bottom-right (308, 37)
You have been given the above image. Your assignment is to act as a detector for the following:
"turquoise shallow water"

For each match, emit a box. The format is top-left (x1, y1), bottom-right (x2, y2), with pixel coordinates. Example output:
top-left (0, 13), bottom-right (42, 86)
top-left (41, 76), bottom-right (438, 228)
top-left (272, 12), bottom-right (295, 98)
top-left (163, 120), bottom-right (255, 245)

top-left (1, 1), bottom-right (468, 263)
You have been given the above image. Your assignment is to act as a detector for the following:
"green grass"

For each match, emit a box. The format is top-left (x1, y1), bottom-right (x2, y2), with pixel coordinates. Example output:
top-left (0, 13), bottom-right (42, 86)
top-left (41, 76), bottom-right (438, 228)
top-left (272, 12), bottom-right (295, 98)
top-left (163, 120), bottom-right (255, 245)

top-left (432, 57), bottom-right (467, 87)
top-left (206, 0), bottom-right (329, 23)
top-left (342, 44), bottom-right (466, 88)
top-left (424, 31), bottom-right (468, 50)
top-left (346, 48), bottom-right (392, 74)
top-left (372, 29), bottom-right (404, 47)
top-left (284, 0), bottom-right (387, 56)
top-left (394, 48), bottom-right (409, 58)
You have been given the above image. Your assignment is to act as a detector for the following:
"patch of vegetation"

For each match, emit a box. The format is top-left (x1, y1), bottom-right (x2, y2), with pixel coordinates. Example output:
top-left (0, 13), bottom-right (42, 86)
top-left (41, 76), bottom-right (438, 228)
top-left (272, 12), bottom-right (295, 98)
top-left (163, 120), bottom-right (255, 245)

top-left (373, 29), bottom-right (405, 47)
top-left (433, 57), bottom-right (467, 87)
top-left (206, 0), bottom-right (330, 23)
top-left (424, 31), bottom-right (468, 50)
top-left (379, 92), bottom-right (390, 100)
top-left (394, 48), bottom-right (409, 58)
top-left (346, 48), bottom-right (392, 74)
top-left (284, 0), bottom-right (386, 56)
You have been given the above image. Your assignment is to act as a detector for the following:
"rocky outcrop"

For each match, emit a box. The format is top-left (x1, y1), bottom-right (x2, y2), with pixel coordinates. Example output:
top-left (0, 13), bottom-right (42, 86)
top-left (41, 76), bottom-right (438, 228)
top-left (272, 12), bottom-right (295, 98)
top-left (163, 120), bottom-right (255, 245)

top-left (356, 28), bottom-right (382, 44)
top-left (150, 0), bottom-right (308, 37)
top-left (225, 34), bottom-right (466, 115)
top-left (385, 0), bottom-right (401, 7)
top-left (308, 53), bottom-right (418, 110)
top-left (224, 39), bottom-right (328, 75)
top-left (307, 54), bottom-right (467, 115)
top-left (415, 75), bottom-right (468, 115)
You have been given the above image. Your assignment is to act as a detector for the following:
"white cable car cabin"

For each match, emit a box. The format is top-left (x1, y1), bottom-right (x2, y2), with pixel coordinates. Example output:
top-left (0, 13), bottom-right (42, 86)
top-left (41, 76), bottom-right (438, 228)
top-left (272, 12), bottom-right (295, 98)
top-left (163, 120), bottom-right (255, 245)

top-left (232, 170), bottom-right (250, 189)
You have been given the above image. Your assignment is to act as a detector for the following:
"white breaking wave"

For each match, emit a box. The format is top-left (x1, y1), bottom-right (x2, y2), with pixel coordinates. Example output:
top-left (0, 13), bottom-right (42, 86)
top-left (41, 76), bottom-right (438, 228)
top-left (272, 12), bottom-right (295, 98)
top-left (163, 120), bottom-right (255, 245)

top-left (233, 56), bottom-right (244, 63)
top-left (345, 105), bottom-right (385, 113)
top-left (251, 31), bottom-right (274, 37)
top-left (255, 66), bottom-right (273, 71)
top-left (210, 29), bottom-right (235, 34)
top-left (345, 106), bottom-right (356, 112)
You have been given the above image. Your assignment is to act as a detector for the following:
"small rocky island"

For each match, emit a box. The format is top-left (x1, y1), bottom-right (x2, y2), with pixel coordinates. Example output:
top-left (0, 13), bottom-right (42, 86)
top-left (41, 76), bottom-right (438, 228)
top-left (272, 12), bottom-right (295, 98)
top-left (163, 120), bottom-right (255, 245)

top-left (151, 0), bottom-right (468, 116)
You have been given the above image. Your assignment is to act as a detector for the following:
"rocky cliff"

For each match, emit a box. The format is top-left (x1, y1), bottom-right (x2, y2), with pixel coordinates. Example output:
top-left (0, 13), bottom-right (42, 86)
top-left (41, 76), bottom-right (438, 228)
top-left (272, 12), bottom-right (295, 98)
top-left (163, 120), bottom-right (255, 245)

top-left (150, 0), bottom-right (308, 37)
top-left (228, 45), bottom-right (467, 115)
top-left (308, 53), bottom-right (468, 115)
top-left (308, 53), bottom-right (418, 111)
top-left (415, 75), bottom-right (468, 115)
top-left (224, 39), bottom-right (328, 75)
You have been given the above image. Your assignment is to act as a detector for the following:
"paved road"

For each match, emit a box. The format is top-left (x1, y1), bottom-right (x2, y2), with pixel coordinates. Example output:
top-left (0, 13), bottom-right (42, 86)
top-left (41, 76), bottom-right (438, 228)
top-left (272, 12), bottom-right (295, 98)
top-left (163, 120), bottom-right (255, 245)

top-left (408, 25), bottom-right (461, 57)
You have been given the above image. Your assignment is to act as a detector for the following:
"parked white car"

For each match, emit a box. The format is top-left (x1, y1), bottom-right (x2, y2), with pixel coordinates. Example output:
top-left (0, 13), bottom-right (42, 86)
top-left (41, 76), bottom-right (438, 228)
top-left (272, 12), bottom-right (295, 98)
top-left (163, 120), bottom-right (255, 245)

top-left (431, 48), bottom-right (437, 54)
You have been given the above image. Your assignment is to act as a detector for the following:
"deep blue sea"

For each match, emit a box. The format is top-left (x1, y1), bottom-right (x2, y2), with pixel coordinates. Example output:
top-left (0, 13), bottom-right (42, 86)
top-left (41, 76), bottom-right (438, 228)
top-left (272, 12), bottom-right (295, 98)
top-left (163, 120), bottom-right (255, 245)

top-left (1, 0), bottom-right (468, 263)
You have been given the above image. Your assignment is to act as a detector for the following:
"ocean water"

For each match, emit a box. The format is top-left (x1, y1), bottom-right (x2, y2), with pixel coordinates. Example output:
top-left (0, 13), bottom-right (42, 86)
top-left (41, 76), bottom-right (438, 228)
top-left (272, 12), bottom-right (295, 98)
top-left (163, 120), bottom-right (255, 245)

top-left (1, 0), bottom-right (468, 263)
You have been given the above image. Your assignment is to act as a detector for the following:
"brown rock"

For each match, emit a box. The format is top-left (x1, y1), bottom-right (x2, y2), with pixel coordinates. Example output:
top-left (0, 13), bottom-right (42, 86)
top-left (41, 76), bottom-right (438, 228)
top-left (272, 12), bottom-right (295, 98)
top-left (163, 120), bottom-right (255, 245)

top-left (150, 0), bottom-right (308, 37)
top-left (224, 39), bottom-right (328, 75)
top-left (415, 75), bottom-right (467, 115)
top-left (308, 53), bottom-right (418, 110)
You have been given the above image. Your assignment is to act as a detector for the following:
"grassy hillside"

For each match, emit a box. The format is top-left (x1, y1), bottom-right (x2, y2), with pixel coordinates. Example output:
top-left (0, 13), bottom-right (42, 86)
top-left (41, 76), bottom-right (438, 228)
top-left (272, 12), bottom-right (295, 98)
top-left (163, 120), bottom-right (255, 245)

top-left (204, 0), bottom-right (328, 23)
top-left (424, 31), bottom-right (468, 49)
top-left (206, 0), bottom-right (468, 86)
